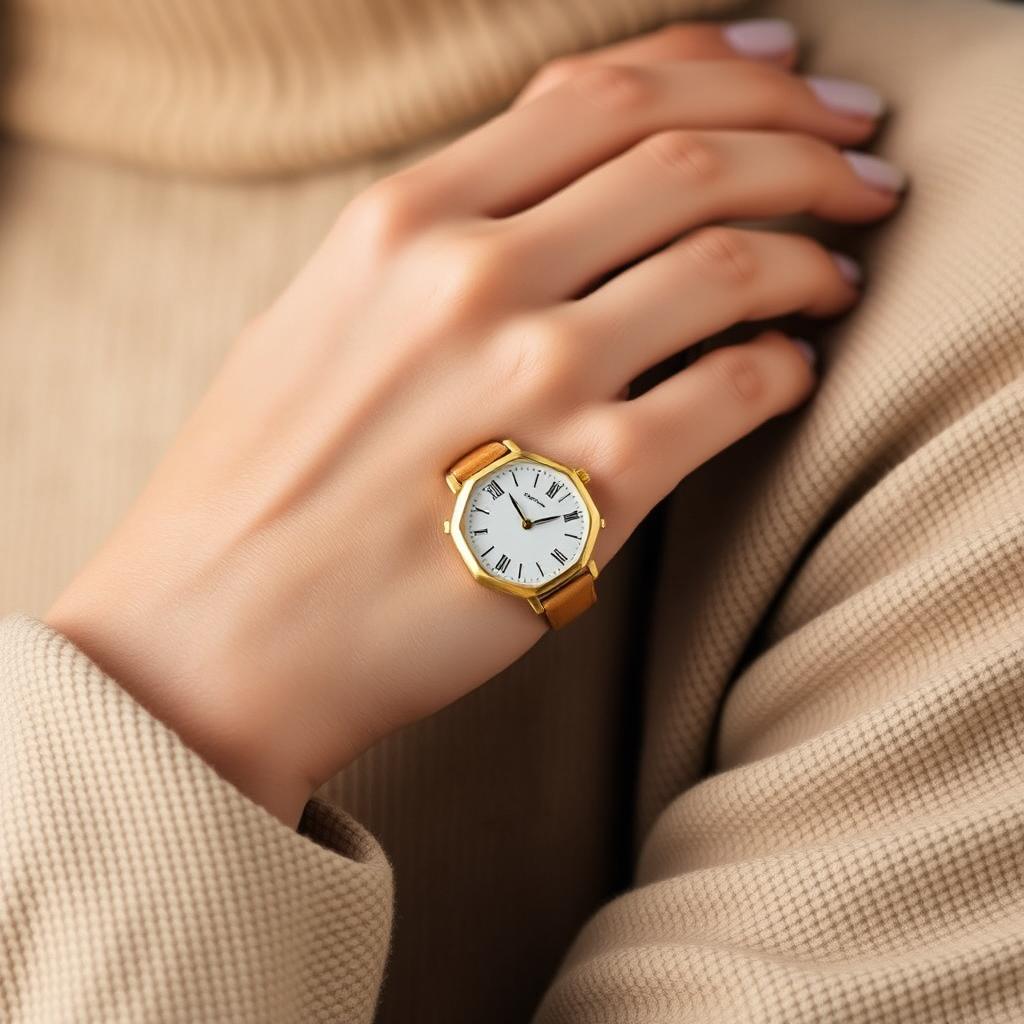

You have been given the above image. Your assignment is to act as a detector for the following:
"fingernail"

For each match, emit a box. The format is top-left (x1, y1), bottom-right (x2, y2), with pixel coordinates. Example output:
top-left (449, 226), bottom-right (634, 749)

top-left (831, 252), bottom-right (863, 287)
top-left (806, 75), bottom-right (885, 119)
top-left (723, 18), bottom-right (797, 59)
top-left (792, 338), bottom-right (818, 367)
top-left (843, 150), bottom-right (908, 193)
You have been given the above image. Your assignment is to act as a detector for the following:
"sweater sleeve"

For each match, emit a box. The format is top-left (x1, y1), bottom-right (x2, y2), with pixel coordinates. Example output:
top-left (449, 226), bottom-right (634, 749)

top-left (0, 613), bottom-right (393, 1024)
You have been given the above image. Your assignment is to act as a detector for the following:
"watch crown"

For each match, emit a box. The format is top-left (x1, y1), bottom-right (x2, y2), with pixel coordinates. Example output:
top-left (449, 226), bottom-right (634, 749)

top-left (600, 518), bottom-right (606, 529)
top-left (442, 519), bottom-right (451, 534)
top-left (575, 468), bottom-right (591, 485)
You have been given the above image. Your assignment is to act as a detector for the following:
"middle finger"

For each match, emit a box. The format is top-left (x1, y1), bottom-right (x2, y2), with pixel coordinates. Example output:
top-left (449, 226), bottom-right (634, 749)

top-left (508, 130), bottom-right (905, 298)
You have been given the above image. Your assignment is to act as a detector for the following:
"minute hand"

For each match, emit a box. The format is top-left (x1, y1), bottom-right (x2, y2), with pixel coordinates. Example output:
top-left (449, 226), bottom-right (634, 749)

top-left (530, 515), bottom-right (562, 525)
top-left (509, 493), bottom-right (531, 525)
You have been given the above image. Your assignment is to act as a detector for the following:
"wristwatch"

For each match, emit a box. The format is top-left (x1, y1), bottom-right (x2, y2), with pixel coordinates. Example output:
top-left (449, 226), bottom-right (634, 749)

top-left (442, 439), bottom-right (604, 629)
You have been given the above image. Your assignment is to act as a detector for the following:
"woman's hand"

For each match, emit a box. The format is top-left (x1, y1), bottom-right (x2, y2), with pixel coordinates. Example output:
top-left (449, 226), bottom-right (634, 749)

top-left (44, 21), bottom-right (904, 826)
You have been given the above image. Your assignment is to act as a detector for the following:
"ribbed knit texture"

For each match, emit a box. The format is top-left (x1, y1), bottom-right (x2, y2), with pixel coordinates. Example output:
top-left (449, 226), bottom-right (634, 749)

top-left (1, 0), bottom-right (737, 176)
top-left (3, 0), bottom-right (1024, 1021)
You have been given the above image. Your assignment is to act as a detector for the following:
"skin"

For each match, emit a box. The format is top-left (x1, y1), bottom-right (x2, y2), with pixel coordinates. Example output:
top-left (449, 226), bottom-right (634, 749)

top-left (44, 22), bottom-right (904, 827)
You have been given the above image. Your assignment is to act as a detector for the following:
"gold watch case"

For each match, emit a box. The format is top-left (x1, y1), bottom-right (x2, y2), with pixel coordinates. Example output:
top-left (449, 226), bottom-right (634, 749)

top-left (442, 439), bottom-right (605, 613)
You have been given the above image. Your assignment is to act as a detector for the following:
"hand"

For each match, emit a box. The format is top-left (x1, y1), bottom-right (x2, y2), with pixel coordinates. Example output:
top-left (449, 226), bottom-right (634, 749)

top-left (44, 20), bottom-right (903, 825)
top-left (509, 492), bottom-right (532, 527)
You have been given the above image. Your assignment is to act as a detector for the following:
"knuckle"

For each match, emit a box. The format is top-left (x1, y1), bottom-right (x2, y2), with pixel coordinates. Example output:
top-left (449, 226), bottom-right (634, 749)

top-left (591, 410), bottom-right (642, 484)
top-left (569, 63), bottom-right (653, 112)
top-left (342, 174), bottom-right (424, 255)
top-left (643, 130), bottom-right (720, 183)
top-left (736, 60), bottom-right (794, 115)
top-left (533, 54), bottom-right (584, 91)
top-left (685, 227), bottom-right (758, 287)
top-left (495, 315), bottom-right (581, 402)
top-left (431, 230), bottom-right (512, 311)
top-left (705, 345), bottom-right (767, 406)
top-left (652, 23), bottom-right (705, 58)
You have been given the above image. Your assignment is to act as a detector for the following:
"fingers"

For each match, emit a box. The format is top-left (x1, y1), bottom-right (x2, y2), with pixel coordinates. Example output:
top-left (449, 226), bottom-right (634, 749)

top-left (514, 19), bottom-right (798, 106)
top-left (589, 331), bottom-right (817, 515)
top-left (512, 130), bottom-right (904, 298)
top-left (573, 228), bottom-right (859, 393)
top-left (415, 61), bottom-right (884, 216)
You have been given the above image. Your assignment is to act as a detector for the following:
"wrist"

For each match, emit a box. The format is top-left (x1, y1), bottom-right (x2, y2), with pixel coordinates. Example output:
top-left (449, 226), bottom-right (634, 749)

top-left (45, 572), bottom-right (319, 828)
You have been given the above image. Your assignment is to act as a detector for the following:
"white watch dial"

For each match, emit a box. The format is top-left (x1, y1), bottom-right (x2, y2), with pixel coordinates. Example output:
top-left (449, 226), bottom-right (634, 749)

top-left (462, 459), bottom-right (591, 587)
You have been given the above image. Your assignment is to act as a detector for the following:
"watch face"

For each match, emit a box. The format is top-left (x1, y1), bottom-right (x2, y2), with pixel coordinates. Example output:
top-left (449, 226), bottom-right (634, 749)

top-left (462, 458), bottom-right (591, 588)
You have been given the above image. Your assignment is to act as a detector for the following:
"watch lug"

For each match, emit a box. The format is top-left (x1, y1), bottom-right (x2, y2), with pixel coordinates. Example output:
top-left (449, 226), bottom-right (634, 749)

top-left (501, 439), bottom-right (522, 454)
top-left (445, 472), bottom-right (462, 494)
top-left (586, 559), bottom-right (599, 580)
top-left (528, 596), bottom-right (545, 615)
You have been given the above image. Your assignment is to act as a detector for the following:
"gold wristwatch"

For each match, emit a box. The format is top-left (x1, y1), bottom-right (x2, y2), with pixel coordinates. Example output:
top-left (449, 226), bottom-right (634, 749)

top-left (442, 439), bottom-right (604, 629)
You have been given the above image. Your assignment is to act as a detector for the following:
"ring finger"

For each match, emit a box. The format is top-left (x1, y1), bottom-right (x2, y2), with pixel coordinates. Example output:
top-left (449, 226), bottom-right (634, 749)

top-left (573, 226), bottom-right (860, 393)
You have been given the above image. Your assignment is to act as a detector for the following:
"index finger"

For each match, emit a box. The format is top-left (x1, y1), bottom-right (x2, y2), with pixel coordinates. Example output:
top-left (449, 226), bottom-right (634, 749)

top-left (514, 19), bottom-right (798, 107)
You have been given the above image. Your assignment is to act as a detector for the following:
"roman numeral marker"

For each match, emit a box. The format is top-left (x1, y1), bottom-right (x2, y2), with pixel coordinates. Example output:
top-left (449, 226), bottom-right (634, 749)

top-left (471, 528), bottom-right (488, 535)
top-left (546, 481), bottom-right (564, 499)
top-left (551, 548), bottom-right (568, 565)
top-left (495, 554), bottom-right (511, 573)
top-left (563, 509), bottom-right (581, 522)
top-left (484, 481), bottom-right (505, 500)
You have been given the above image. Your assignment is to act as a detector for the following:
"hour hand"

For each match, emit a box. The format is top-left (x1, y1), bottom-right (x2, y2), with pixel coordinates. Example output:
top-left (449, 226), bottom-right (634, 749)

top-left (530, 515), bottom-right (560, 525)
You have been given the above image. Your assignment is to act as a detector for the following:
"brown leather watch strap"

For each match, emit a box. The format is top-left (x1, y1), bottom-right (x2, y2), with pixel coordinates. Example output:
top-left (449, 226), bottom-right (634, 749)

top-left (448, 441), bottom-right (510, 486)
top-left (540, 570), bottom-right (597, 630)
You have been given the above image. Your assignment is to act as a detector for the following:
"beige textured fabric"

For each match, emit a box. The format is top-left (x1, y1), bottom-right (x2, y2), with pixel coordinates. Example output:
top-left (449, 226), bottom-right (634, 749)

top-left (2, 0), bottom-right (1024, 1021)
top-left (0, 616), bottom-right (392, 1022)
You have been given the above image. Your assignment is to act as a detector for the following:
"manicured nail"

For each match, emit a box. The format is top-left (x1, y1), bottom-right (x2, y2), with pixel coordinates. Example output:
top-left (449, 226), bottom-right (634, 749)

top-left (806, 76), bottom-right (885, 119)
top-left (723, 18), bottom-right (797, 59)
top-left (792, 338), bottom-right (818, 367)
top-left (831, 252), bottom-right (863, 287)
top-left (843, 150), bottom-right (908, 193)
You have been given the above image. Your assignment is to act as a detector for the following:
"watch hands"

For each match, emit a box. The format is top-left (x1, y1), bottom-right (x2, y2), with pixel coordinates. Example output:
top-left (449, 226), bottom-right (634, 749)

top-left (508, 492), bottom-right (531, 528)
top-left (530, 515), bottom-right (561, 525)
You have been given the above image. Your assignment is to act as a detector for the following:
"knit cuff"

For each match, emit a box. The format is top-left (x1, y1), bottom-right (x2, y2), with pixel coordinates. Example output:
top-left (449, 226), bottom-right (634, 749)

top-left (0, 612), bottom-right (393, 1023)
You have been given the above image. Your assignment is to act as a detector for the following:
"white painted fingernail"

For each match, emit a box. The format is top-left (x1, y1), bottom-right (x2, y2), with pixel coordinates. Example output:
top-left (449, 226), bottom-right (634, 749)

top-left (843, 150), bottom-right (908, 193)
top-left (806, 76), bottom-right (886, 119)
top-left (723, 18), bottom-right (797, 58)
top-left (792, 338), bottom-right (818, 367)
top-left (831, 252), bottom-right (863, 286)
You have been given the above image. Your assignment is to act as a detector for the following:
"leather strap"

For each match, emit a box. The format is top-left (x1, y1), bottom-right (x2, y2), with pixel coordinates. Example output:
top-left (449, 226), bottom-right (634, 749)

top-left (540, 570), bottom-right (597, 630)
top-left (447, 441), bottom-right (510, 487)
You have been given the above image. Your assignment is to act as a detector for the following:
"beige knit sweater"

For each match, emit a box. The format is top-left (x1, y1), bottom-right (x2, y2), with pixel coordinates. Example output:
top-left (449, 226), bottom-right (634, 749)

top-left (2, 0), bottom-right (1024, 1021)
